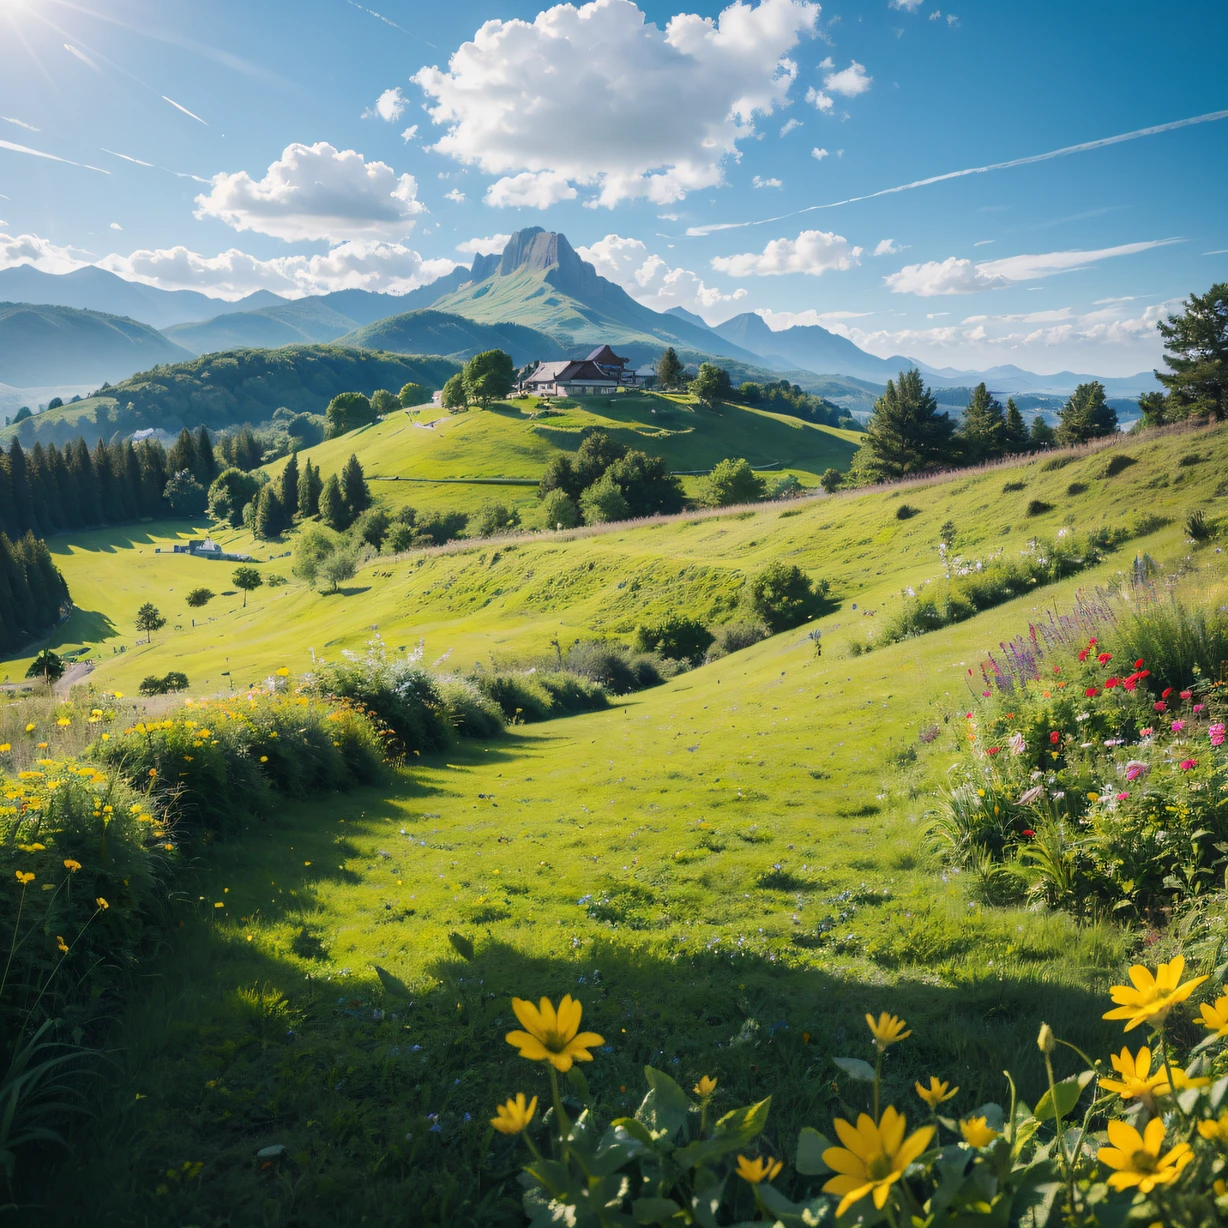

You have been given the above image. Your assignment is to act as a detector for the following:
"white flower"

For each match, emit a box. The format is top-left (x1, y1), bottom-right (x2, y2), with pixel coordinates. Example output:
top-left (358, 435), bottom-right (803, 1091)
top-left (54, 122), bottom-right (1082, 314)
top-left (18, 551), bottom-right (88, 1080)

top-left (1008, 731), bottom-right (1026, 756)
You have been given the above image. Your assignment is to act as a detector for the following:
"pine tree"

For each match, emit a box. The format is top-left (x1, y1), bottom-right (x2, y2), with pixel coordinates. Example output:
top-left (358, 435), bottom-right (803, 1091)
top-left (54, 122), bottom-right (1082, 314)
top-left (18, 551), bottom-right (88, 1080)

top-left (8, 441), bottom-right (37, 536)
top-left (850, 369), bottom-right (956, 483)
top-left (319, 473), bottom-right (348, 530)
top-left (1030, 415), bottom-right (1056, 448)
top-left (1003, 397), bottom-right (1029, 452)
top-left (656, 347), bottom-right (684, 390)
top-left (254, 485), bottom-right (288, 539)
top-left (340, 454), bottom-right (370, 520)
top-left (194, 426), bottom-right (218, 485)
top-left (958, 382), bottom-right (1006, 462)
top-left (1155, 282), bottom-right (1228, 420)
top-left (0, 451), bottom-right (15, 539)
top-left (298, 459), bottom-right (322, 518)
top-left (167, 427), bottom-right (197, 479)
top-left (279, 453), bottom-right (300, 517)
top-left (1055, 381), bottom-right (1117, 445)
top-left (69, 438), bottom-right (101, 526)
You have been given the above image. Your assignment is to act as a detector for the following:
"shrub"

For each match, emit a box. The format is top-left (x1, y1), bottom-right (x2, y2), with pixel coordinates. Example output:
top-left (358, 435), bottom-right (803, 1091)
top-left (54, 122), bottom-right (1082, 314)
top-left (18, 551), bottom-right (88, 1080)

top-left (540, 488), bottom-right (581, 530)
top-left (185, 587), bottom-right (214, 608)
top-left (706, 621), bottom-right (767, 660)
top-left (895, 503), bottom-right (920, 520)
top-left (1118, 598), bottom-right (1228, 694)
top-left (1102, 453), bottom-right (1137, 476)
top-left (565, 640), bottom-right (662, 695)
top-left (470, 501), bottom-right (520, 538)
top-left (746, 562), bottom-right (829, 633)
top-left (632, 615), bottom-right (713, 664)
top-left (1026, 499), bottom-right (1054, 516)
top-left (474, 672), bottom-right (554, 723)
top-left (435, 677), bottom-right (505, 738)
top-left (1002, 480), bottom-right (1026, 492)
top-left (819, 467), bottom-right (843, 494)
top-left (1186, 508), bottom-right (1211, 540)
top-left (265, 573), bottom-right (288, 587)
top-left (1066, 481), bottom-right (1088, 495)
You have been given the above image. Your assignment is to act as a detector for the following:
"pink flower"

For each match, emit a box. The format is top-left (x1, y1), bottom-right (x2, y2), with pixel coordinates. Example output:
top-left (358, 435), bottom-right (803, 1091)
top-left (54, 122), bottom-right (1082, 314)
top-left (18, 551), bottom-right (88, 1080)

top-left (1154, 701), bottom-right (1167, 712)
top-left (1171, 719), bottom-right (1186, 733)
top-left (1179, 758), bottom-right (1197, 771)
top-left (1116, 792), bottom-right (1130, 801)
top-left (1140, 728), bottom-right (1154, 738)
top-left (1077, 649), bottom-right (1089, 662)
top-left (1193, 703), bottom-right (1205, 713)
top-left (982, 690), bottom-right (991, 698)
top-left (1179, 690), bottom-right (1192, 700)
top-left (1125, 761), bottom-right (1149, 782)
top-left (1210, 723), bottom-right (1226, 748)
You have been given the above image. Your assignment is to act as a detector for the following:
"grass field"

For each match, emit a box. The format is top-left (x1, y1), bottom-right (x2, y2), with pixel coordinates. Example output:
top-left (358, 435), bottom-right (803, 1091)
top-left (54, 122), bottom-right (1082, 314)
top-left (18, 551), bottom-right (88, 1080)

top-left (10, 420), bottom-right (1228, 1224)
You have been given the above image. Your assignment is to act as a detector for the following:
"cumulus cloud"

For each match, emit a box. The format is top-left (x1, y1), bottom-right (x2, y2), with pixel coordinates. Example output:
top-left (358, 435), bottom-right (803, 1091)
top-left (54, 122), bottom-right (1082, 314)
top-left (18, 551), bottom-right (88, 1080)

top-left (194, 141), bottom-right (426, 243)
top-left (811, 146), bottom-right (829, 160)
top-left (756, 306), bottom-right (873, 329)
top-left (0, 231), bottom-right (93, 274)
top-left (110, 222), bottom-right (123, 230)
top-left (779, 117), bottom-right (802, 136)
top-left (414, 0), bottom-right (819, 207)
top-left (456, 234), bottom-right (510, 255)
top-left (710, 228), bottom-right (861, 277)
top-left (873, 238), bottom-right (903, 256)
top-left (401, 125), bottom-right (419, 142)
top-left (363, 87), bottom-right (407, 121)
top-left (576, 233), bottom-right (748, 319)
top-left (805, 86), bottom-right (833, 113)
top-left (98, 240), bottom-right (456, 300)
top-left (823, 60), bottom-right (872, 97)
top-left (752, 175), bottom-right (782, 188)
top-left (885, 239), bottom-right (1181, 296)
top-left (889, 0), bottom-right (924, 9)
top-left (483, 170), bottom-right (577, 209)
top-left (444, 188), bottom-right (466, 203)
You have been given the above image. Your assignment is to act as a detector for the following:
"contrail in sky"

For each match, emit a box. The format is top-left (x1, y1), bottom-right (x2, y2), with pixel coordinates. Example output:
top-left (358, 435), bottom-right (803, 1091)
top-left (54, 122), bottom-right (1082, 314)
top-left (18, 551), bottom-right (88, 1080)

top-left (101, 147), bottom-right (209, 183)
top-left (1, 116), bottom-right (41, 132)
top-left (345, 1), bottom-right (436, 48)
top-left (686, 108), bottom-right (1228, 237)
top-left (0, 138), bottom-right (109, 173)
top-left (162, 95), bottom-right (209, 125)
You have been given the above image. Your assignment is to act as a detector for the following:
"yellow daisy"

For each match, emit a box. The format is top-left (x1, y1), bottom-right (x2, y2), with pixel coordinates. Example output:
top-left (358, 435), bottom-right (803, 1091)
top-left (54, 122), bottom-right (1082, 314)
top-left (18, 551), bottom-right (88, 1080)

top-left (865, 1011), bottom-right (911, 1051)
top-left (1099, 1046), bottom-right (1171, 1101)
top-left (490, 1093), bottom-right (537, 1135)
top-left (735, 1154), bottom-right (783, 1184)
top-left (822, 1107), bottom-right (934, 1217)
top-left (1097, 1118), bottom-right (1192, 1193)
top-left (915, 1077), bottom-right (958, 1109)
top-left (505, 995), bottom-right (603, 1072)
top-left (1102, 956), bottom-right (1208, 1031)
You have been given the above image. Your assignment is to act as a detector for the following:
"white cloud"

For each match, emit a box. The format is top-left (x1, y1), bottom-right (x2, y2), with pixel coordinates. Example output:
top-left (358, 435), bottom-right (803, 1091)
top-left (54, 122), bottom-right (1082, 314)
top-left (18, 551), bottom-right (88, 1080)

top-left (711, 228), bottom-right (862, 277)
top-left (0, 231), bottom-right (93, 274)
top-left (444, 188), bottom-right (466, 203)
top-left (805, 86), bottom-right (833, 113)
top-left (890, 0), bottom-right (924, 10)
top-left (483, 170), bottom-right (578, 209)
top-left (64, 44), bottom-right (100, 71)
top-left (110, 222), bottom-right (123, 231)
top-left (752, 175), bottom-right (782, 188)
top-left (401, 125), bottom-right (419, 142)
top-left (1, 116), bottom-right (40, 132)
top-left (98, 240), bottom-right (456, 300)
top-left (818, 55), bottom-right (833, 69)
top-left (972, 239), bottom-right (994, 246)
top-left (929, 9), bottom-right (942, 19)
top-left (363, 87), bottom-right (407, 122)
top-left (885, 239), bottom-right (1180, 297)
top-left (456, 234), bottom-right (510, 255)
top-left (823, 60), bottom-right (871, 97)
top-left (756, 306), bottom-right (873, 329)
top-left (811, 146), bottom-right (829, 160)
top-left (576, 232), bottom-right (747, 320)
top-left (947, 13), bottom-right (959, 26)
top-left (779, 117), bottom-right (802, 136)
top-left (413, 0), bottom-right (819, 208)
top-left (873, 238), bottom-right (902, 256)
top-left (194, 141), bottom-right (426, 242)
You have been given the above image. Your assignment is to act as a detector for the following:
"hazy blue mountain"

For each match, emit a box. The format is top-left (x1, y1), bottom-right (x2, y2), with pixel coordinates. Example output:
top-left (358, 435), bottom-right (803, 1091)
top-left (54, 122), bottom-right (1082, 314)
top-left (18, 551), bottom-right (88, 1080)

top-left (337, 309), bottom-right (569, 366)
top-left (165, 300), bottom-right (361, 354)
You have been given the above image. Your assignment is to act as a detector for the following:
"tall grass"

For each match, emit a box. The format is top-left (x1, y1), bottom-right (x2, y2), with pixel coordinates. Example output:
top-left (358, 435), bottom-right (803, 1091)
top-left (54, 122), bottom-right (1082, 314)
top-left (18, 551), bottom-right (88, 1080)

top-left (1118, 597), bottom-right (1228, 691)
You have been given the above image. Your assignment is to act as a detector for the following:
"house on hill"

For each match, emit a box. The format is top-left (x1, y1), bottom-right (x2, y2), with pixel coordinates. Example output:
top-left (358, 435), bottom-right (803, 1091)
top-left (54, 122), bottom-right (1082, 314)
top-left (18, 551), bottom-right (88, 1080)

top-left (520, 345), bottom-right (635, 397)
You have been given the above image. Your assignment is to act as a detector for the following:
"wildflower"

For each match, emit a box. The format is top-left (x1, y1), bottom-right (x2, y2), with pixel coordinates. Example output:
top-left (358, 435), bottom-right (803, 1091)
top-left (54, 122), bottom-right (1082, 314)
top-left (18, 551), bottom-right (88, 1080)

top-left (1037, 1023), bottom-right (1056, 1054)
top-left (736, 1155), bottom-right (783, 1185)
top-left (1154, 701), bottom-right (1167, 712)
top-left (1104, 677), bottom-right (1120, 689)
top-left (822, 1107), bottom-right (934, 1216)
top-left (63, 859), bottom-right (82, 873)
top-left (1198, 1111), bottom-right (1228, 1144)
top-left (694, 1075), bottom-right (718, 1097)
top-left (1022, 828), bottom-right (1036, 837)
top-left (1210, 723), bottom-right (1225, 747)
top-left (505, 995), bottom-right (604, 1072)
top-left (1100, 1046), bottom-right (1170, 1100)
top-left (95, 897), bottom-right (109, 910)
top-left (1097, 1118), bottom-right (1192, 1193)
top-left (1179, 759), bottom-right (1197, 771)
top-left (1139, 727), bottom-right (1153, 738)
top-left (490, 1092), bottom-right (537, 1135)
top-left (15, 871), bottom-right (34, 885)
top-left (24, 723), bottom-right (34, 732)
top-left (1097, 652), bottom-right (1112, 665)
top-left (276, 667), bottom-right (291, 677)
top-left (986, 746), bottom-right (999, 756)
top-left (1198, 992), bottom-right (1228, 1038)
top-left (56, 717), bottom-right (71, 727)
top-left (1085, 687), bottom-right (1099, 698)
top-left (915, 1077), bottom-right (958, 1108)
top-left (56, 935), bottom-right (69, 953)
top-left (1171, 720), bottom-right (1186, 733)
top-left (1180, 690), bottom-right (1192, 700)
top-left (1049, 731), bottom-right (1061, 744)
top-left (1077, 649), bottom-right (1089, 662)
top-left (0, 744), bottom-right (8, 753)
top-left (960, 1117), bottom-right (999, 1147)
top-left (865, 1012), bottom-right (910, 1051)
top-left (1162, 688), bottom-right (1173, 699)
top-left (1125, 761), bottom-right (1149, 782)
top-left (1117, 792), bottom-right (1130, 801)
top-left (1009, 732), bottom-right (1026, 755)
top-left (1103, 955), bottom-right (1208, 1031)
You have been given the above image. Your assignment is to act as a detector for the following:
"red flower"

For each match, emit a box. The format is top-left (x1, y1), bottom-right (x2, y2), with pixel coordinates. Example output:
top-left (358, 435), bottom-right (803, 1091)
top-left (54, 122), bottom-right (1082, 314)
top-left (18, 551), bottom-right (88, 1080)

top-left (1179, 758), bottom-right (1197, 771)
top-left (1104, 677), bottom-right (1120, 689)
top-left (1097, 652), bottom-right (1112, 665)
top-left (987, 747), bottom-right (1000, 755)
top-left (1134, 659), bottom-right (1144, 669)
top-left (1179, 690), bottom-right (1192, 700)
top-left (1085, 686), bottom-right (1099, 697)
top-left (1077, 649), bottom-right (1089, 662)
top-left (1089, 638), bottom-right (1098, 646)
top-left (1049, 731), bottom-right (1061, 744)
top-left (1123, 677), bottom-right (1138, 692)
top-left (1022, 829), bottom-right (1036, 838)
top-left (1162, 688), bottom-right (1173, 699)
top-left (1154, 701), bottom-right (1167, 712)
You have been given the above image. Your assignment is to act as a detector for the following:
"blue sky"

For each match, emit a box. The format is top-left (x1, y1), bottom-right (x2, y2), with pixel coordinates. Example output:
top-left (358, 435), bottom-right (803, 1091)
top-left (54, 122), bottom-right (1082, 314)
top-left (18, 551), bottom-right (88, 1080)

top-left (1, 0), bottom-right (1225, 375)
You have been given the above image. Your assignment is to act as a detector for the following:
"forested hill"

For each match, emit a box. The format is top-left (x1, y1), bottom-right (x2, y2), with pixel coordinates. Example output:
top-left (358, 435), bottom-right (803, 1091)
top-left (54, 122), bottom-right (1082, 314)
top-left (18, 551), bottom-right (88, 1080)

top-left (1, 346), bottom-right (460, 447)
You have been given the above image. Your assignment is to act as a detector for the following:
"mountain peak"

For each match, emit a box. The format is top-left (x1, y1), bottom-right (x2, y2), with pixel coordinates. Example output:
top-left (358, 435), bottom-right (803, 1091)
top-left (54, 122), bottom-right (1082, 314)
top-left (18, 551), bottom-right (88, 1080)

top-left (498, 227), bottom-right (582, 277)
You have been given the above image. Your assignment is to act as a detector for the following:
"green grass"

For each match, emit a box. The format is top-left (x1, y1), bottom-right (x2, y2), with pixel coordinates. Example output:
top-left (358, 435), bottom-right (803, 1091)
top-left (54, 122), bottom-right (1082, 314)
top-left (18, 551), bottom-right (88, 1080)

top-left (13, 421), bottom-right (1228, 1224)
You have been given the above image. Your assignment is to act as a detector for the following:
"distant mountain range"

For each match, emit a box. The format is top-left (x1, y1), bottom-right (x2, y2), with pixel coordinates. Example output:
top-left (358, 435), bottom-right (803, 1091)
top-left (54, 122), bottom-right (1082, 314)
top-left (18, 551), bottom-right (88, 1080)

top-left (0, 226), bottom-right (1158, 401)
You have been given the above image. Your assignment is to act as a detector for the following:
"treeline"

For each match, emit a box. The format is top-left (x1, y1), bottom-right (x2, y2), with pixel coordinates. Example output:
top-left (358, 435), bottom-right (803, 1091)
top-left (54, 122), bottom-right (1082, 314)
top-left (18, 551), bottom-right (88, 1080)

top-left (0, 531), bottom-right (70, 656)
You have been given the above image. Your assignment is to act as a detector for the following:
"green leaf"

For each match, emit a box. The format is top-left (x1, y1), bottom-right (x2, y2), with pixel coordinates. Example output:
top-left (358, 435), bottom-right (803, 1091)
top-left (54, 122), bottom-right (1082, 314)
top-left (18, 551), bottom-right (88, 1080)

top-left (610, 1116), bottom-right (657, 1150)
top-left (714, 1097), bottom-right (771, 1146)
top-left (795, 1126), bottom-right (832, 1176)
top-left (447, 931), bottom-right (475, 961)
top-left (1210, 1074), bottom-right (1228, 1111)
top-left (831, 1056), bottom-right (876, 1082)
top-left (1034, 1078), bottom-right (1082, 1122)
top-left (633, 1197), bottom-right (682, 1224)
top-left (566, 1066), bottom-right (592, 1105)
top-left (371, 964), bottom-right (413, 1000)
top-left (523, 1158), bottom-right (573, 1200)
top-left (636, 1066), bottom-right (692, 1139)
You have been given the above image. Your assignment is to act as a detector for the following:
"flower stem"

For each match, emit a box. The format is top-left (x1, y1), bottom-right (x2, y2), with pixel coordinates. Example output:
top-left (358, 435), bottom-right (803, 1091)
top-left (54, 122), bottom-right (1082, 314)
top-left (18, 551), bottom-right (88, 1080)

top-left (1043, 1050), bottom-right (1076, 1215)
top-left (0, 880), bottom-right (29, 1003)
top-left (874, 1049), bottom-right (882, 1122)
top-left (548, 1066), bottom-right (571, 1165)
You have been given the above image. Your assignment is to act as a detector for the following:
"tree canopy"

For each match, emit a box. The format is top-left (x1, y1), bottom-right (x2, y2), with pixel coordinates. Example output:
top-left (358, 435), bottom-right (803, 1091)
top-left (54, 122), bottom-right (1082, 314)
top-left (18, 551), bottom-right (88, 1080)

top-left (1154, 282), bottom-right (1228, 421)
top-left (850, 369), bottom-right (955, 483)
top-left (1055, 381), bottom-right (1117, 445)
top-left (461, 350), bottom-right (515, 409)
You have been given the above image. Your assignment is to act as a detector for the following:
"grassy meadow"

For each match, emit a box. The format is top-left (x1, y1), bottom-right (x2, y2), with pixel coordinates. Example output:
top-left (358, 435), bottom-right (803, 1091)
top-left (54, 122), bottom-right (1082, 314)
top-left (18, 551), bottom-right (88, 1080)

top-left (7, 417), bottom-right (1228, 1224)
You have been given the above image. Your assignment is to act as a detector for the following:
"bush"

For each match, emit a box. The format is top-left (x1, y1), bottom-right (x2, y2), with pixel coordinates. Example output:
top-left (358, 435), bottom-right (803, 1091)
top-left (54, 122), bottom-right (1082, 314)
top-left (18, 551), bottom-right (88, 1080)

top-left (474, 672), bottom-right (555, 723)
top-left (1002, 480), bottom-right (1026, 492)
top-left (138, 672), bottom-right (190, 696)
top-left (436, 677), bottom-right (505, 738)
top-left (266, 573), bottom-right (288, 587)
top-left (565, 640), bottom-right (663, 695)
top-left (895, 503), bottom-right (920, 520)
top-left (470, 501), bottom-right (520, 538)
top-left (1118, 599), bottom-right (1228, 694)
top-left (632, 615), bottom-right (713, 664)
top-left (1186, 508), bottom-right (1211, 540)
top-left (706, 621), bottom-right (767, 660)
top-left (540, 488), bottom-right (581, 530)
top-left (185, 587), bottom-right (214, 608)
top-left (746, 562), bottom-right (829, 633)
top-left (1026, 499), bottom-right (1054, 516)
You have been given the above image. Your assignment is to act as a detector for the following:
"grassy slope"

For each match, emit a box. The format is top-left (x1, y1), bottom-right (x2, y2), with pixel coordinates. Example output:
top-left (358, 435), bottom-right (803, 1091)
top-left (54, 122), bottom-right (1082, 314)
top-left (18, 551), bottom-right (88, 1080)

top-left (44, 424), bottom-right (1228, 1225)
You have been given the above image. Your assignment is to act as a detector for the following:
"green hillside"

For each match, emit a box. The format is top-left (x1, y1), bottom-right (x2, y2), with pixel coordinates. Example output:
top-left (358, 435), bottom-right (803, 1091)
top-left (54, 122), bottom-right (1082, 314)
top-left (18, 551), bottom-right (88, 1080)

top-left (163, 299), bottom-right (360, 353)
top-left (336, 308), bottom-right (568, 365)
top-left (0, 301), bottom-right (193, 386)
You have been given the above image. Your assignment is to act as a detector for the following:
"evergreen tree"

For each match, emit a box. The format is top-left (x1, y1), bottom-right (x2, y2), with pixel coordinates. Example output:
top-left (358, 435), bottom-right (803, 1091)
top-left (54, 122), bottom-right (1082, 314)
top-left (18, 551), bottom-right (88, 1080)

top-left (1137, 390), bottom-right (1171, 428)
top-left (167, 427), bottom-right (197, 478)
top-left (8, 441), bottom-right (37, 536)
top-left (1030, 415), bottom-right (1056, 448)
top-left (958, 382), bottom-right (1007, 462)
top-left (279, 453), bottom-right (300, 517)
top-left (254, 485), bottom-right (288, 539)
top-left (299, 458), bottom-right (323, 518)
top-left (1155, 282), bottom-right (1228, 420)
top-left (319, 473), bottom-right (348, 530)
top-left (656, 347), bottom-right (684, 390)
top-left (1003, 397), bottom-right (1029, 452)
top-left (850, 369), bottom-right (956, 483)
top-left (340, 454), bottom-right (370, 520)
top-left (69, 438), bottom-right (101, 526)
top-left (1055, 381), bottom-right (1117, 445)
top-left (194, 426), bottom-right (218, 485)
top-left (0, 451), bottom-right (15, 539)
top-left (136, 440), bottom-right (167, 517)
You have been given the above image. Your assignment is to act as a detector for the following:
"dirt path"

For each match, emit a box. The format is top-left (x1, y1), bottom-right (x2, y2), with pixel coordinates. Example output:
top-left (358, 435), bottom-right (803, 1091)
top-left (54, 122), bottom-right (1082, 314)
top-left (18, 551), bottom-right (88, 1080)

top-left (54, 660), bottom-right (94, 697)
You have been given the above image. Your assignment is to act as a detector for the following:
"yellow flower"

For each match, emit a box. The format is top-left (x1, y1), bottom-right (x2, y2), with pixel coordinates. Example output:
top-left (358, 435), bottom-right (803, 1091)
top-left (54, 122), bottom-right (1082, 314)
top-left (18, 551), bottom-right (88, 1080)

top-left (1199, 992), bottom-right (1228, 1039)
top-left (0, 744), bottom-right (10, 753)
top-left (25, 723), bottom-right (35, 732)
top-left (865, 1012), bottom-right (911, 1051)
top-left (55, 936), bottom-right (69, 954)
top-left (915, 1077), bottom-right (958, 1108)
top-left (1198, 1111), bottom-right (1228, 1145)
top-left (959, 1117), bottom-right (1000, 1148)
top-left (95, 897), bottom-right (108, 910)
top-left (505, 995), bottom-right (604, 1072)
top-left (17, 843), bottom-right (46, 852)
top-left (1037, 1023), bottom-right (1057, 1053)
top-left (822, 1107), bottom-right (934, 1217)
top-left (1097, 1117), bottom-right (1192, 1193)
top-left (491, 1093), bottom-right (537, 1135)
top-left (735, 1154), bottom-right (783, 1184)
top-left (1100, 1046), bottom-right (1171, 1101)
top-left (56, 718), bottom-right (71, 727)
top-left (15, 871), bottom-right (34, 885)
top-left (1103, 956), bottom-right (1208, 1031)
top-left (63, 859), bottom-right (82, 873)
top-left (276, 667), bottom-right (290, 677)
top-left (694, 1075), bottom-right (718, 1097)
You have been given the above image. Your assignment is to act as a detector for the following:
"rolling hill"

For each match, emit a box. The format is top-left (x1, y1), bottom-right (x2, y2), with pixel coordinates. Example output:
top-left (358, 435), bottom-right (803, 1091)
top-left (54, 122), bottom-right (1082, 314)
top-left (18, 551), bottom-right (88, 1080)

top-left (0, 301), bottom-right (195, 386)
top-left (164, 299), bottom-right (364, 354)
top-left (336, 309), bottom-right (569, 366)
